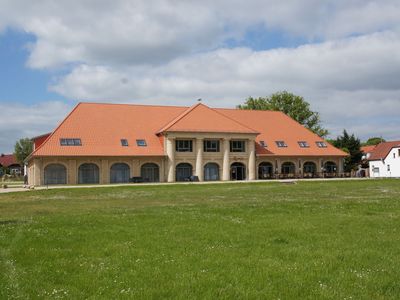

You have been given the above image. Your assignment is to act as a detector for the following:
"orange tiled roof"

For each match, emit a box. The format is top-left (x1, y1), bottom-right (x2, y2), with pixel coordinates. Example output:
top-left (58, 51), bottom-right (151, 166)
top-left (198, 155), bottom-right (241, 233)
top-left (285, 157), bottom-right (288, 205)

top-left (368, 141), bottom-right (400, 160)
top-left (157, 103), bottom-right (258, 134)
top-left (32, 102), bottom-right (347, 157)
top-left (0, 154), bottom-right (19, 167)
top-left (360, 145), bottom-right (376, 154)
top-left (217, 108), bottom-right (347, 156)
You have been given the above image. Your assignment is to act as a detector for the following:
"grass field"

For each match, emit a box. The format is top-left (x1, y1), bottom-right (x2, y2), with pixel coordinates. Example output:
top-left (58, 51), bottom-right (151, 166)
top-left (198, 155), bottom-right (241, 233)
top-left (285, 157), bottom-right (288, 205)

top-left (1, 180), bottom-right (400, 299)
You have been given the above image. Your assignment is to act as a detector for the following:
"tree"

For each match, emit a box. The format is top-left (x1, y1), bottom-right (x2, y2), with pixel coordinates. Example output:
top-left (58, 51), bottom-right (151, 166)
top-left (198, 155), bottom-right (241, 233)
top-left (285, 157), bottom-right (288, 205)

top-left (362, 137), bottom-right (385, 146)
top-left (238, 91), bottom-right (328, 137)
top-left (331, 130), bottom-right (362, 172)
top-left (14, 138), bottom-right (33, 165)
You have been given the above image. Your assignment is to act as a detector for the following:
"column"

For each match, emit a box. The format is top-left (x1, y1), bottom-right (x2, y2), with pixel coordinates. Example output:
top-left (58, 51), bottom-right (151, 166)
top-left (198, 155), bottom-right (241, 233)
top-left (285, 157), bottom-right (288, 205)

top-left (222, 138), bottom-right (230, 181)
top-left (248, 139), bottom-right (256, 180)
top-left (298, 158), bottom-right (302, 177)
top-left (166, 137), bottom-right (175, 182)
top-left (33, 158), bottom-right (42, 186)
top-left (195, 138), bottom-right (204, 181)
top-left (101, 159), bottom-right (109, 184)
top-left (68, 159), bottom-right (77, 184)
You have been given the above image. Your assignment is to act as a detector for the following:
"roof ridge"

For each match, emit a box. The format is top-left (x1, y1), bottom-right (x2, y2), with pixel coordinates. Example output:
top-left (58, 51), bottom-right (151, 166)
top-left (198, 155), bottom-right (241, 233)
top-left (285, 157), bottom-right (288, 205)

top-left (79, 101), bottom-right (189, 109)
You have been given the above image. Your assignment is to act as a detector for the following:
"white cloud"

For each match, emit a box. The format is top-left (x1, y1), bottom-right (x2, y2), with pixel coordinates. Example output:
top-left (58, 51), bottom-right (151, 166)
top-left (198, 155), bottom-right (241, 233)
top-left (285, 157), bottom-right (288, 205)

top-left (1, 0), bottom-right (400, 68)
top-left (50, 31), bottom-right (400, 140)
top-left (0, 102), bottom-right (72, 153)
top-left (0, 0), bottom-right (399, 144)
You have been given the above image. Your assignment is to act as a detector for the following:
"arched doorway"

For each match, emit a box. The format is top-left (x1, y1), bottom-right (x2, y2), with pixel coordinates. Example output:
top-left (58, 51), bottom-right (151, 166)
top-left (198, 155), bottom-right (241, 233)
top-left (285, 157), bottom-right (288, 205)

top-left (324, 161), bottom-right (337, 176)
top-left (110, 163), bottom-right (130, 183)
top-left (303, 161), bottom-right (317, 178)
top-left (78, 163), bottom-right (99, 184)
top-left (204, 163), bottom-right (220, 181)
top-left (281, 162), bottom-right (296, 177)
top-left (231, 162), bottom-right (246, 180)
top-left (44, 164), bottom-right (67, 185)
top-left (141, 163), bottom-right (160, 182)
top-left (176, 163), bottom-right (192, 182)
top-left (258, 162), bottom-right (273, 179)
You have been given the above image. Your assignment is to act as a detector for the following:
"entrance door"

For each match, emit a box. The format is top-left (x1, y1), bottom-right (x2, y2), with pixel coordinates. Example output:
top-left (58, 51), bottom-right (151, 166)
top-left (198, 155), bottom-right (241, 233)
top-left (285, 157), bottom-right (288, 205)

top-left (230, 162), bottom-right (246, 180)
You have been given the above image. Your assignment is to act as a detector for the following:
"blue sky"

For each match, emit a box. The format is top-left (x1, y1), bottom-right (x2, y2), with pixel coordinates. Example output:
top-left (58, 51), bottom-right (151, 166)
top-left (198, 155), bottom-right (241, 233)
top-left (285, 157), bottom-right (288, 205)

top-left (0, 0), bottom-right (399, 153)
top-left (0, 30), bottom-right (65, 104)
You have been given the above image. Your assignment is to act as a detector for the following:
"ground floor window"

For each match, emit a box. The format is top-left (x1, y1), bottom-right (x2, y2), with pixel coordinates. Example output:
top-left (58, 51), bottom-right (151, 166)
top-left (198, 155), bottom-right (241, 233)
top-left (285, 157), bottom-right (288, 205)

top-left (44, 164), bottom-right (67, 185)
top-left (281, 162), bottom-right (296, 175)
top-left (110, 163), bottom-right (130, 183)
top-left (303, 162), bottom-right (317, 174)
top-left (141, 163), bottom-right (160, 182)
top-left (231, 162), bottom-right (246, 180)
top-left (176, 163), bottom-right (192, 181)
top-left (78, 163), bottom-right (99, 184)
top-left (258, 162), bottom-right (273, 179)
top-left (204, 163), bottom-right (219, 181)
top-left (324, 161), bottom-right (337, 173)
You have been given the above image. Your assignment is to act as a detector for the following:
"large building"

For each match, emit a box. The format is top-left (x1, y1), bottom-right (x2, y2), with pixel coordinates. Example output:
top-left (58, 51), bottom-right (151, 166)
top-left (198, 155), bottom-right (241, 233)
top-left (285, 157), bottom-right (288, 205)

top-left (27, 102), bottom-right (347, 185)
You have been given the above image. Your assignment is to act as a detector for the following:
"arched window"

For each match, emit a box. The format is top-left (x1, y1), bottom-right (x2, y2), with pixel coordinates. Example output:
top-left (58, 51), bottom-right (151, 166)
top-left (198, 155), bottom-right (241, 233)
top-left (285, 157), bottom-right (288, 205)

top-left (78, 163), bottom-right (99, 184)
top-left (303, 162), bottom-right (317, 174)
top-left (44, 164), bottom-right (67, 185)
top-left (141, 163), bottom-right (160, 182)
top-left (258, 162), bottom-right (273, 179)
top-left (176, 163), bottom-right (192, 182)
top-left (324, 161), bottom-right (337, 173)
top-left (231, 162), bottom-right (246, 180)
top-left (204, 163), bottom-right (219, 181)
top-left (110, 163), bottom-right (130, 183)
top-left (281, 162), bottom-right (296, 175)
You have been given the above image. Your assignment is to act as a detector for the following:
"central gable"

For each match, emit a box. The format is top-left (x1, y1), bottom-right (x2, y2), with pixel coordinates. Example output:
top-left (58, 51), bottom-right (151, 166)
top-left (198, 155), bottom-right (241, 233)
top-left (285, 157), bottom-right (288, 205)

top-left (157, 103), bottom-right (258, 134)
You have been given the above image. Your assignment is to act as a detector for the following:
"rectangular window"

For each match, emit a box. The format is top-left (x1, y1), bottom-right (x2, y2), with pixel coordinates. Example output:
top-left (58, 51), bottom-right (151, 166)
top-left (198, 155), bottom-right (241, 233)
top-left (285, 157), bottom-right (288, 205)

top-left (275, 141), bottom-right (287, 148)
top-left (316, 141), bottom-right (327, 148)
top-left (60, 138), bottom-right (82, 146)
top-left (121, 139), bottom-right (128, 146)
top-left (136, 139), bottom-right (147, 146)
top-left (176, 140), bottom-right (193, 152)
top-left (394, 153), bottom-right (396, 159)
top-left (298, 141), bottom-right (309, 148)
top-left (230, 140), bottom-right (246, 152)
top-left (388, 165), bottom-right (391, 171)
top-left (204, 140), bottom-right (220, 152)
top-left (259, 140), bottom-right (267, 147)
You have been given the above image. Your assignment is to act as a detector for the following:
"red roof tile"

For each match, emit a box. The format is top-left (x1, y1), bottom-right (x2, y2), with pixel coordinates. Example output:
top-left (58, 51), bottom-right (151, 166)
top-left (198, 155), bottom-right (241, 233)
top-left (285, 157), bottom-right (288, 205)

top-left (32, 102), bottom-right (347, 157)
top-left (157, 103), bottom-right (258, 134)
top-left (0, 154), bottom-right (19, 167)
top-left (360, 145), bottom-right (376, 154)
top-left (217, 108), bottom-right (347, 156)
top-left (368, 141), bottom-right (400, 160)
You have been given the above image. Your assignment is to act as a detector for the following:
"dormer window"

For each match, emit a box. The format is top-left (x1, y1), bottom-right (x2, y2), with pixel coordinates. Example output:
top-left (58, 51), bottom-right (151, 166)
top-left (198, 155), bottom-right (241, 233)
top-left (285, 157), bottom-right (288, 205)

top-left (316, 141), bottom-right (327, 148)
top-left (275, 141), bottom-right (287, 148)
top-left (121, 139), bottom-right (128, 146)
top-left (60, 138), bottom-right (82, 146)
top-left (136, 139), bottom-right (147, 147)
top-left (260, 140), bottom-right (267, 147)
top-left (298, 141), bottom-right (309, 148)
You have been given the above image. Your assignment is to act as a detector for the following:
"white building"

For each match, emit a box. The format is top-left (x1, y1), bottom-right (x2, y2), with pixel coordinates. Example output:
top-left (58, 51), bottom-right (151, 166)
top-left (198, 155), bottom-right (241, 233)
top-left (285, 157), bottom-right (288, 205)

top-left (368, 141), bottom-right (400, 178)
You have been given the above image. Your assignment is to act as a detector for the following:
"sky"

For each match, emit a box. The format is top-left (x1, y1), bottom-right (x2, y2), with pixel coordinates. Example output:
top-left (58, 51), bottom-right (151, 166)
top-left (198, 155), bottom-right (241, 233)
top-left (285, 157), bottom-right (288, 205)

top-left (0, 0), bottom-right (400, 153)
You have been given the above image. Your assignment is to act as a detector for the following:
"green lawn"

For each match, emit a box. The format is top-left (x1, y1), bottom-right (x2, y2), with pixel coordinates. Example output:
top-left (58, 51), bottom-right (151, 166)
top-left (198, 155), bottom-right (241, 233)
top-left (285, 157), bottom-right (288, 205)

top-left (1, 180), bottom-right (400, 299)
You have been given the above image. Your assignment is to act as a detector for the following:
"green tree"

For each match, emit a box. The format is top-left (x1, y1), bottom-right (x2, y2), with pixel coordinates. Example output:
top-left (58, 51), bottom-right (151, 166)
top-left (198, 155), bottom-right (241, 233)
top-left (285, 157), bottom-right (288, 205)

top-left (331, 130), bottom-right (362, 172)
top-left (14, 138), bottom-right (33, 165)
top-left (238, 91), bottom-right (328, 137)
top-left (362, 137), bottom-right (385, 146)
